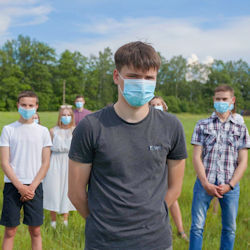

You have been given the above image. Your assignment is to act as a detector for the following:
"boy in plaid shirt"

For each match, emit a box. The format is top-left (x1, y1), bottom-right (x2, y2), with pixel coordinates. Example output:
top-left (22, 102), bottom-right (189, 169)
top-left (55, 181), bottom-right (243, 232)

top-left (189, 85), bottom-right (250, 250)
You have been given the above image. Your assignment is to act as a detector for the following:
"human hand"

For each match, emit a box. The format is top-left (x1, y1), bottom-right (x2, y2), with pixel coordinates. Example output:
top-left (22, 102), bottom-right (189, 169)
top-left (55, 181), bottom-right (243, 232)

top-left (19, 184), bottom-right (35, 202)
top-left (217, 184), bottom-right (231, 195)
top-left (203, 182), bottom-right (223, 198)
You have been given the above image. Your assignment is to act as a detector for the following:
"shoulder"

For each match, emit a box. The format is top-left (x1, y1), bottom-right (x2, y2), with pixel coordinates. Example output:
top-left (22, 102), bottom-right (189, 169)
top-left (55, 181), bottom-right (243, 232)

top-left (84, 108), bottom-right (92, 114)
top-left (233, 113), bottom-right (245, 125)
top-left (153, 109), bottom-right (182, 127)
top-left (5, 121), bottom-right (20, 128)
top-left (1, 121), bottom-right (20, 132)
top-left (35, 124), bottom-right (51, 136)
top-left (80, 107), bottom-right (110, 125)
top-left (152, 109), bottom-right (185, 138)
top-left (194, 116), bottom-right (213, 129)
top-left (75, 107), bottom-right (111, 137)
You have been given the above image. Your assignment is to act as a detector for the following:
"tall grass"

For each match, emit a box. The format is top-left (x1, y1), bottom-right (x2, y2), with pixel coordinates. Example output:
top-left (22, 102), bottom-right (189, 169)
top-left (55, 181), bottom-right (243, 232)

top-left (0, 112), bottom-right (249, 250)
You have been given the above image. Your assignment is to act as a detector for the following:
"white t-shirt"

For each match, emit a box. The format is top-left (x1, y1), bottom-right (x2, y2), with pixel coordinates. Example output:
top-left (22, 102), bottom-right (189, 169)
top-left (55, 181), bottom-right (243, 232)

top-left (0, 121), bottom-right (52, 184)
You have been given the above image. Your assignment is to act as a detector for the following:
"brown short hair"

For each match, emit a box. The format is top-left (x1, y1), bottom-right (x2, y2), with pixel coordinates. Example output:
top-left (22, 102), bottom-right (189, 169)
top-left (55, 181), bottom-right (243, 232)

top-left (114, 41), bottom-right (161, 72)
top-left (75, 95), bottom-right (84, 101)
top-left (214, 85), bottom-right (234, 96)
top-left (18, 91), bottom-right (39, 104)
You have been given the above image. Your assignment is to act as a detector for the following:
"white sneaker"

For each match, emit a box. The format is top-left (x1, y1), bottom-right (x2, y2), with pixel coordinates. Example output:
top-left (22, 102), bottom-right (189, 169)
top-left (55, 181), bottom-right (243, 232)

top-left (51, 221), bottom-right (56, 228)
top-left (63, 220), bottom-right (68, 226)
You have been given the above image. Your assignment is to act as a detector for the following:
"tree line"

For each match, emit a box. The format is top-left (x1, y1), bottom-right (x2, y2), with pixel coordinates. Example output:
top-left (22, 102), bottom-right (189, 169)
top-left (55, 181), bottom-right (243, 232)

top-left (0, 35), bottom-right (249, 113)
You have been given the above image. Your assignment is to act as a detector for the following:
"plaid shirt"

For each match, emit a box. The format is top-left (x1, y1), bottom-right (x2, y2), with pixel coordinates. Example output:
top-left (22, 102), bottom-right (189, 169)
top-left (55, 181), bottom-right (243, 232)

top-left (191, 112), bottom-right (250, 185)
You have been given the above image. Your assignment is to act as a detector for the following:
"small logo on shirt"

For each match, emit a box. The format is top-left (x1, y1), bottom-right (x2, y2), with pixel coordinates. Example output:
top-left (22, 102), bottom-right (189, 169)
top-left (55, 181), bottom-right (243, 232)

top-left (149, 145), bottom-right (162, 151)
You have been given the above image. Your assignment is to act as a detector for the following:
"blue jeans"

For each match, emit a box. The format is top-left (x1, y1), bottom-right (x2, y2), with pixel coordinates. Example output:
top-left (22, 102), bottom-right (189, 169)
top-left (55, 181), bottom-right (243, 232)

top-left (189, 178), bottom-right (240, 250)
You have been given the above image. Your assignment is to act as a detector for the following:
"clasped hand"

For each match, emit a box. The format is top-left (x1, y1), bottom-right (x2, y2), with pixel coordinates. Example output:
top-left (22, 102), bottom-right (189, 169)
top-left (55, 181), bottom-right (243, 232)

top-left (18, 184), bottom-right (35, 202)
top-left (204, 183), bottom-right (230, 198)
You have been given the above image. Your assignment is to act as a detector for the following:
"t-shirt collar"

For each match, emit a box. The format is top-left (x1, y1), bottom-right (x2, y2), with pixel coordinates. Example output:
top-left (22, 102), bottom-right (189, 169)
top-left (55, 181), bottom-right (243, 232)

top-left (211, 112), bottom-right (236, 124)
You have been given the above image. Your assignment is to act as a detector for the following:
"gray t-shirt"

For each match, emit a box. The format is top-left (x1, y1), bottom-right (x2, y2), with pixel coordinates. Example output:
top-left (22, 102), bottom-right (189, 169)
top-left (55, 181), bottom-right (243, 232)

top-left (69, 106), bottom-right (187, 250)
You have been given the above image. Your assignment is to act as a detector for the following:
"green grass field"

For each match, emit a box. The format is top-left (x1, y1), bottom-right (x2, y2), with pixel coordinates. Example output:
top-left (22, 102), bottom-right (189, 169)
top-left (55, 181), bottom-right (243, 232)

top-left (0, 112), bottom-right (249, 250)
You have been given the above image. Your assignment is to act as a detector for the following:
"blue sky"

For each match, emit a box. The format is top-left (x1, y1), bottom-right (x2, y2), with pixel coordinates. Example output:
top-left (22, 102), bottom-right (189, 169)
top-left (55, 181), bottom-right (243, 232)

top-left (0, 0), bottom-right (250, 63)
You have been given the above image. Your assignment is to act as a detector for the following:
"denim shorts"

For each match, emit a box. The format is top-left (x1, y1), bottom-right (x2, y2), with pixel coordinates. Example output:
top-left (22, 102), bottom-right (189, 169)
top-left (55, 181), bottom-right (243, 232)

top-left (0, 183), bottom-right (43, 227)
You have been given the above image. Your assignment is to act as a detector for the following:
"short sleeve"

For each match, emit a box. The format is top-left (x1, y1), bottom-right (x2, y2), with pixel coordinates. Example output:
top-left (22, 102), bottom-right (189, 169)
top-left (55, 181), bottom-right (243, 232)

top-left (191, 122), bottom-right (204, 146)
top-left (42, 127), bottom-right (52, 147)
top-left (238, 125), bottom-right (250, 150)
top-left (0, 126), bottom-right (10, 147)
top-left (69, 117), bottom-right (94, 163)
top-left (167, 119), bottom-right (188, 160)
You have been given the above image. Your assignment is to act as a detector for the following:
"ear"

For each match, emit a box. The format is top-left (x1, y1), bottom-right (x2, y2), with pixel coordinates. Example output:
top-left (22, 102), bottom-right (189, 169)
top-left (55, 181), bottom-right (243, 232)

top-left (113, 69), bottom-right (119, 85)
top-left (232, 96), bottom-right (236, 103)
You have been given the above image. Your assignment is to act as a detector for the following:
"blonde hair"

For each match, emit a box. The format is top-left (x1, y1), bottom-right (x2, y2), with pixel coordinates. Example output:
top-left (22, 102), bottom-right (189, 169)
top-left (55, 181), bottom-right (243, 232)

top-left (57, 107), bottom-right (75, 128)
top-left (149, 96), bottom-right (168, 111)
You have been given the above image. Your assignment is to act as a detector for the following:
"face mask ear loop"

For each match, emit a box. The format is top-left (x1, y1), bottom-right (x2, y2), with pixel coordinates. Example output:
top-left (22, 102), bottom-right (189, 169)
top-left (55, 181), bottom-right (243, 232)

top-left (118, 71), bottom-right (125, 80)
top-left (117, 71), bottom-right (125, 95)
top-left (118, 84), bottom-right (124, 96)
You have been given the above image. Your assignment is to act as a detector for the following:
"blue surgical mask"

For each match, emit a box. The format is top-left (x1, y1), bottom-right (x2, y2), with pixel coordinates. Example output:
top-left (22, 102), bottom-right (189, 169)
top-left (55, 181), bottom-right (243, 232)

top-left (61, 116), bottom-right (72, 125)
top-left (229, 104), bottom-right (234, 111)
top-left (18, 106), bottom-right (36, 120)
top-left (154, 105), bottom-right (164, 111)
top-left (75, 102), bottom-right (83, 108)
top-left (33, 119), bottom-right (39, 124)
top-left (214, 102), bottom-right (230, 114)
top-left (118, 72), bottom-right (156, 107)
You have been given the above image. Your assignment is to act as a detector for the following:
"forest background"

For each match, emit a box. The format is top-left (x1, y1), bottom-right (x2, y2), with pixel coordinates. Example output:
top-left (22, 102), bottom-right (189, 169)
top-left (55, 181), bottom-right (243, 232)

top-left (0, 35), bottom-right (250, 113)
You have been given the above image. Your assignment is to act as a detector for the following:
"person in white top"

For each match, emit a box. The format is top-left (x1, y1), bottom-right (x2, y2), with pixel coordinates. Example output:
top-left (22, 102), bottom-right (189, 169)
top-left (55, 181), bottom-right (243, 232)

top-left (43, 105), bottom-right (76, 228)
top-left (0, 91), bottom-right (52, 250)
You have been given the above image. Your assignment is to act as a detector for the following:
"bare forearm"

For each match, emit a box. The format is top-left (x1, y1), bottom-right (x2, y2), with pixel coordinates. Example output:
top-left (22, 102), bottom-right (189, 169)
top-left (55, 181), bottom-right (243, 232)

top-left (68, 192), bottom-right (89, 218)
top-left (193, 146), bottom-right (208, 186)
top-left (1, 163), bottom-right (23, 189)
top-left (165, 159), bottom-right (185, 208)
top-left (31, 163), bottom-right (50, 189)
top-left (31, 147), bottom-right (51, 190)
top-left (68, 160), bottom-right (92, 219)
top-left (230, 154), bottom-right (248, 186)
top-left (165, 189), bottom-right (180, 208)
top-left (193, 159), bottom-right (208, 186)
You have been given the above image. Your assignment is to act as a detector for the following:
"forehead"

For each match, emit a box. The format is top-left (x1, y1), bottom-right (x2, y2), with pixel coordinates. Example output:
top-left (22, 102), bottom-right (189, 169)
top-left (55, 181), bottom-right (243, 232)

top-left (62, 109), bottom-right (71, 115)
top-left (33, 114), bottom-right (38, 118)
top-left (120, 66), bottom-right (158, 76)
top-left (19, 97), bottom-right (37, 104)
top-left (150, 98), bottom-right (162, 105)
top-left (214, 91), bottom-right (232, 98)
top-left (75, 97), bottom-right (84, 102)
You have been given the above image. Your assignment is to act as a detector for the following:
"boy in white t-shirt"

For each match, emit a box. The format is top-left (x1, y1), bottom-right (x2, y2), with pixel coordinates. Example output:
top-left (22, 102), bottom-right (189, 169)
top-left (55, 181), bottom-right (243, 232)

top-left (0, 91), bottom-right (52, 250)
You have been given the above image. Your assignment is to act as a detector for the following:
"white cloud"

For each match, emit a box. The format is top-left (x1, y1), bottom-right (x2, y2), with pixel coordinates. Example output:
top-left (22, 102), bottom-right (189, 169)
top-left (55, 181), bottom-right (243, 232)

top-left (203, 56), bottom-right (214, 65)
top-left (0, 1), bottom-right (52, 43)
top-left (187, 54), bottom-right (199, 65)
top-left (56, 16), bottom-right (250, 62)
top-left (186, 54), bottom-right (214, 83)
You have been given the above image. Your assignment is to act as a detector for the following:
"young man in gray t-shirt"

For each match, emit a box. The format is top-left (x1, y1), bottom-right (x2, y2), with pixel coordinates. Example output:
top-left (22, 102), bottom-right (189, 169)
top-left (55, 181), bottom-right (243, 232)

top-left (68, 41), bottom-right (187, 250)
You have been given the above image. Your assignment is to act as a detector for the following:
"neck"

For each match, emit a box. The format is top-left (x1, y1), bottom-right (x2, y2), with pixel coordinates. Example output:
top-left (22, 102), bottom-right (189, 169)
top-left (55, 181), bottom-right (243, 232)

top-left (18, 117), bottom-right (33, 124)
top-left (216, 111), bottom-right (231, 122)
top-left (61, 124), bottom-right (72, 129)
top-left (77, 107), bottom-right (84, 112)
top-left (114, 97), bottom-right (149, 123)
